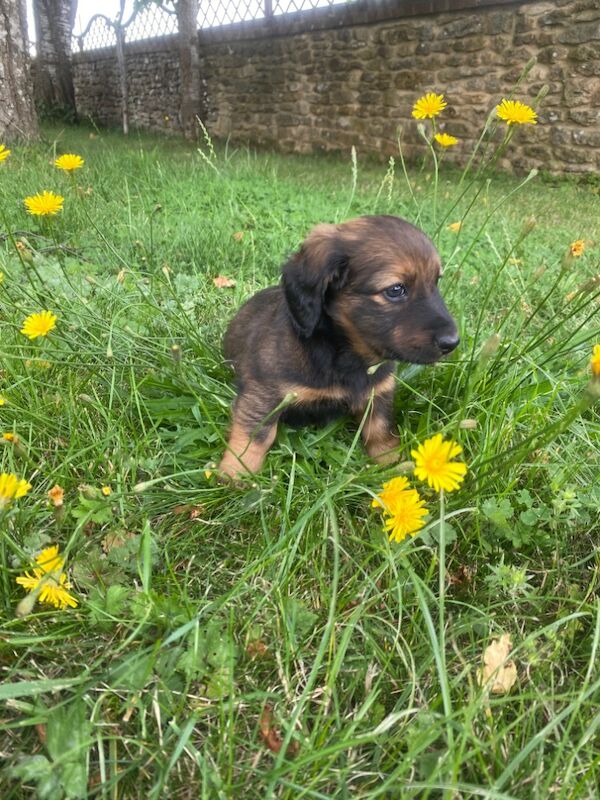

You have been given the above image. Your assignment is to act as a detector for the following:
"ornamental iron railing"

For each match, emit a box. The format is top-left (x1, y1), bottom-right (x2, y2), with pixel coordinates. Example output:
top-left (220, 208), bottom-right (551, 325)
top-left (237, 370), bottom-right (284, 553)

top-left (74, 0), bottom-right (349, 51)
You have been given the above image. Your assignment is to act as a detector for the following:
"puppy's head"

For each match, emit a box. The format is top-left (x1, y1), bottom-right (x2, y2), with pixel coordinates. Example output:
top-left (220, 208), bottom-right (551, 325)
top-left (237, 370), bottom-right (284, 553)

top-left (282, 215), bottom-right (459, 365)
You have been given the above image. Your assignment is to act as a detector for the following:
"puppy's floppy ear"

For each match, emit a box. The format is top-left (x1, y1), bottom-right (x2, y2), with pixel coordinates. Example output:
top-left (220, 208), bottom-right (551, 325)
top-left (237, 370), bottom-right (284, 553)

top-left (282, 224), bottom-right (349, 338)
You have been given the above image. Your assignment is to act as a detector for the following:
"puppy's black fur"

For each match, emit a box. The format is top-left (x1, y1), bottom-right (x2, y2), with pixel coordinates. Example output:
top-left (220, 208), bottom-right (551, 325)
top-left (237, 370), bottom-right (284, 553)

top-left (220, 215), bottom-right (458, 477)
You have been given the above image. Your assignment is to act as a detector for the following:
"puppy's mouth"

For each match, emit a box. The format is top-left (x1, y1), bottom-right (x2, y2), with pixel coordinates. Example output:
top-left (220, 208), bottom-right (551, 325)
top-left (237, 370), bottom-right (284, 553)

top-left (382, 345), bottom-right (454, 365)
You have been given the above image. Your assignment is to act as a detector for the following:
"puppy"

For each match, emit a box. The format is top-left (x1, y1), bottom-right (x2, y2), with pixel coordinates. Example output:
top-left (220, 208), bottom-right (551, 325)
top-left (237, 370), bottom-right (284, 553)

top-left (219, 215), bottom-right (459, 478)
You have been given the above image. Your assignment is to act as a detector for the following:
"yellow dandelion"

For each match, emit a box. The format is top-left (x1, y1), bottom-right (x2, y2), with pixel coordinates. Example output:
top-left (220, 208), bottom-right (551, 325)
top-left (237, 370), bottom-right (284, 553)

top-left (54, 153), bottom-right (84, 172)
top-left (591, 344), bottom-right (600, 377)
top-left (101, 485), bottom-right (112, 497)
top-left (383, 488), bottom-right (428, 543)
top-left (434, 132), bottom-right (459, 148)
top-left (0, 472), bottom-right (32, 508)
top-left (447, 222), bottom-right (462, 233)
top-left (2, 432), bottom-right (16, 442)
top-left (570, 240), bottom-right (585, 258)
top-left (48, 484), bottom-right (65, 507)
top-left (0, 271), bottom-right (4, 283)
top-left (20, 310), bottom-right (57, 340)
top-left (16, 545), bottom-right (78, 610)
top-left (411, 434), bottom-right (468, 493)
top-left (0, 144), bottom-right (11, 163)
top-left (412, 92), bottom-right (447, 120)
top-left (0, 396), bottom-right (6, 406)
top-left (371, 476), bottom-right (411, 511)
top-left (23, 191), bottom-right (64, 216)
top-left (496, 99), bottom-right (537, 126)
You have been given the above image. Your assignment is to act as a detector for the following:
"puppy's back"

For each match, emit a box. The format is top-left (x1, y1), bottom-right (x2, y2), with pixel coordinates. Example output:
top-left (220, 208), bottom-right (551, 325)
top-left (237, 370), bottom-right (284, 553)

top-left (223, 286), bottom-right (284, 370)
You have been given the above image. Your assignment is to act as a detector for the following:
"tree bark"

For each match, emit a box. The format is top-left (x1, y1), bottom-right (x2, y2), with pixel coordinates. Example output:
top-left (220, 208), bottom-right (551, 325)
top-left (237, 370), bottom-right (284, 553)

top-left (176, 0), bottom-right (201, 140)
top-left (33, 0), bottom-right (78, 120)
top-left (0, 0), bottom-right (39, 140)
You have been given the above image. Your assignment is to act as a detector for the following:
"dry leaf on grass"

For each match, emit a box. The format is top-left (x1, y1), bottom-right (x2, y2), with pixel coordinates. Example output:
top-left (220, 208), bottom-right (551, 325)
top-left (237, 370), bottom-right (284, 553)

top-left (232, 231), bottom-right (245, 242)
top-left (246, 639), bottom-right (268, 658)
top-left (213, 275), bottom-right (236, 288)
top-left (477, 633), bottom-right (518, 695)
top-left (101, 530), bottom-right (136, 553)
top-left (259, 704), bottom-right (299, 757)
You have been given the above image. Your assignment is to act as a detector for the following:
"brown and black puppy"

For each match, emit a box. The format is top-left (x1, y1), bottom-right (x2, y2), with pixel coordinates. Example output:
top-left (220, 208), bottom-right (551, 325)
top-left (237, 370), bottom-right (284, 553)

top-left (219, 215), bottom-right (459, 478)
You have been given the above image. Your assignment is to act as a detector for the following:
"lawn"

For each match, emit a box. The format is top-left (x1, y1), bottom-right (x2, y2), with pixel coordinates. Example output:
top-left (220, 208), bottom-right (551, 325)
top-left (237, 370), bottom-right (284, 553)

top-left (1, 123), bottom-right (599, 799)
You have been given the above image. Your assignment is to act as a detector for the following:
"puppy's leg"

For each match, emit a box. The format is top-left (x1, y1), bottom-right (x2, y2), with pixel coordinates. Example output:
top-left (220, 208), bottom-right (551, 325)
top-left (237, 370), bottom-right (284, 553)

top-left (219, 392), bottom-right (280, 479)
top-left (359, 389), bottom-right (400, 465)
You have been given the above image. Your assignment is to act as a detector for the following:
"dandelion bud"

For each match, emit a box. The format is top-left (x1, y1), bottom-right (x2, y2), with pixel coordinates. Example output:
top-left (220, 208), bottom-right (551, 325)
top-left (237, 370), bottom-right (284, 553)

top-left (577, 274), bottom-right (600, 295)
top-left (585, 379), bottom-right (600, 402)
top-left (459, 419), bottom-right (478, 430)
top-left (15, 241), bottom-right (34, 263)
top-left (133, 480), bottom-right (152, 493)
top-left (78, 393), bottom-right (94, 404)
top-left (16, 591), bottom-right (38, 618)
top-left (535, 84), bottom-right (550, 103)
top-left (479, 333), bottom-right (501, 362)
top-left (170, 344), bottom-right (182, 363)
top-left (521, 216), bottom-right (537, 236)
top-left (48, 484), bottom-right (65, 508)
top-left (522, 56), bottom-right (537, 77)
top-left (416, 123), bottom-right (427, 139)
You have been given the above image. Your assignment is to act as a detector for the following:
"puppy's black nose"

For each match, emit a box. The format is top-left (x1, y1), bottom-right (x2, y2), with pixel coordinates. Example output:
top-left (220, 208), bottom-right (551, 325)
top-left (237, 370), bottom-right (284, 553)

top-left (436, 333), bottom-right (460, 354)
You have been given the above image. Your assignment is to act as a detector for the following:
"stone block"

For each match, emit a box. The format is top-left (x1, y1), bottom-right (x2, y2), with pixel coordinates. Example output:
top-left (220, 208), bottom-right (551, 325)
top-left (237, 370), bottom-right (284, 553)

top-left (439, 16), bottom-right (483, 39)
top-left (558, 21), bottom-right (600, 43)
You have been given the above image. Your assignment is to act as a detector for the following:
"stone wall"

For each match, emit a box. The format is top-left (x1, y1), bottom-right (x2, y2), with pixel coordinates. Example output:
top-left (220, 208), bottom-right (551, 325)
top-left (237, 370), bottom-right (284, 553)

top-left (71, 0), bottom-right (600, 175)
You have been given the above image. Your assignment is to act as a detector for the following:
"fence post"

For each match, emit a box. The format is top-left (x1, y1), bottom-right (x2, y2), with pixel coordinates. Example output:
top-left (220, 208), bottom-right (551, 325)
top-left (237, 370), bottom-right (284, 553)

top-left (265, 0), bottom-right (273, 18)
top-left (115, 26), bottom-right (129, 135)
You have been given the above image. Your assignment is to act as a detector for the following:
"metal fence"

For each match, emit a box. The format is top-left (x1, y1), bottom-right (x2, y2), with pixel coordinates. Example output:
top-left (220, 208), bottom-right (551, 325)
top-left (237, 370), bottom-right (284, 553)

top-left (74, 0), bottom-right (349, 52)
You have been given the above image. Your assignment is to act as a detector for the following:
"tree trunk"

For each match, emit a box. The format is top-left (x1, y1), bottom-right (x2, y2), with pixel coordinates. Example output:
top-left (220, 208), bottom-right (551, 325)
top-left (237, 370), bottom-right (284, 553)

top-left (176, 0), bottom-right (201, 140)
top-left (33, 0), bottom-right (78, 120)
top-left (0, 0), bottom-right (38, 140)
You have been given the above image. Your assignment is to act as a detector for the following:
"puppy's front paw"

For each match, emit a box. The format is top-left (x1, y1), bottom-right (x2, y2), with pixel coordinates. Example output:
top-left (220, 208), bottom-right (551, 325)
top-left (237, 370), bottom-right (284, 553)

top-left (367, 438), bottom-right (401, 466)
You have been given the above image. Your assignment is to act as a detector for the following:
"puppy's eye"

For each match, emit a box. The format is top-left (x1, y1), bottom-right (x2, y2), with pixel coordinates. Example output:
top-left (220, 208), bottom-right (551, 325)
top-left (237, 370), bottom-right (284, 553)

top-left (384, 284), bottom-right (407, 301)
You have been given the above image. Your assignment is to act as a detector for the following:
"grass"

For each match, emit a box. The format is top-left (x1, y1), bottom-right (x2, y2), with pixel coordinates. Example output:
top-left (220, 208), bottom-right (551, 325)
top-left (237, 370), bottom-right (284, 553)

top-left (1, 122), bottom-right (599, 799)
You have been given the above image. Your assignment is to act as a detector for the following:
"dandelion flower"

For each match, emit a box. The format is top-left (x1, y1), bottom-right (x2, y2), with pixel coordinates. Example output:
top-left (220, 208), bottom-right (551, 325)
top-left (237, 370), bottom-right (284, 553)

top-left (2, 432), bottom-right (16, 442)
top-left (412, 93), bottom-right (447, 120)
top-left (0, 144), bottom-right (11, 163)
top-left (54, 153), bottom-right (84, 172)
top-left (570, 240), bottom-right (585, 258)
top-left (496, 99), bottom-right (537, 126)
top-left (101, 485), bottom-right (112, 497)
top-left (24, 191), bottom-right (64, 216)
top-left (591, 345), bottom-right (600, 377)
top-left (0, 271), bottom-right (4, 283)
top-left (447, 222), bottom-right (462, 233)
top-left (48, 484), bottom-right (65, 507)
top-left (20, 310), bottom-right (57, 340)
top-left (16, 545), bottom-right (78, 610)
top-left (412, 434), bottom-right (468, 493)
top-left (371, 476), bottom-right (411, 511)
top-left (0, 472), bottom-right (32, 508)
top-left (0, 396), bottom-right (6, 406)
top-left (434, 132), bottom-right (459, 147)
top-left (383, 488), bottom-right (428, 543)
